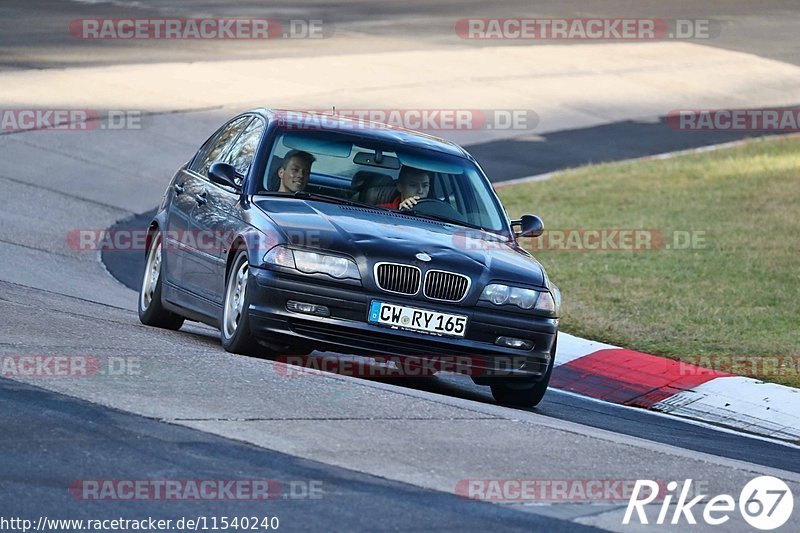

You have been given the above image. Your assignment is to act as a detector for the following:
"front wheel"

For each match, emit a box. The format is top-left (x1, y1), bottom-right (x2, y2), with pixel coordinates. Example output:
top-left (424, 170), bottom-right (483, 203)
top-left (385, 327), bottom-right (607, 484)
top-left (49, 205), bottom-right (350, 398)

top-left (490, 336), bottom-right (556, 408)
top-left (221, 250), bottom-right (262, 355)
top-left (138, 231), bottom-right (184, 330)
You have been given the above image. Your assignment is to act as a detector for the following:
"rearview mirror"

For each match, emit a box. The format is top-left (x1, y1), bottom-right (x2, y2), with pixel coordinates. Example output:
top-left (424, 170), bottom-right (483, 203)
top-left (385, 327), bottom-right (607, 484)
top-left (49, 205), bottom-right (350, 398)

top-left (353, 150), bottom-right (401, 169)
top-left (512, 214), bottom-right (544, 238)
top-left (209, 162), bottom-right (243, 191)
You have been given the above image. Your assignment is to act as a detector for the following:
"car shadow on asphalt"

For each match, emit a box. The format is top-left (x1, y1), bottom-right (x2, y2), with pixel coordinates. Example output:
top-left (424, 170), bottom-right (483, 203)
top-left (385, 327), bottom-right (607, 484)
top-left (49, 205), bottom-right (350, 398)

top-left (170, 326), bottom-right (529, 411)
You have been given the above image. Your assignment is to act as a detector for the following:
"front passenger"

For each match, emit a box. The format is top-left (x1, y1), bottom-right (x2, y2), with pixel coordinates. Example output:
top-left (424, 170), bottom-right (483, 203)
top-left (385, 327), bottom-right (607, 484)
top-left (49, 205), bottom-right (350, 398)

top-left (278, 150), bottom-right (315, 193)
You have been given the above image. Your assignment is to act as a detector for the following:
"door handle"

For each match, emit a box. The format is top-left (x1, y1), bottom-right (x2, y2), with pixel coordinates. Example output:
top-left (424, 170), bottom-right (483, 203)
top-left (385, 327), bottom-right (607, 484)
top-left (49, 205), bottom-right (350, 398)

top-left (195, 191), bottom-right (208, 206)
top-left (173, 183), bottom-right (185, 195)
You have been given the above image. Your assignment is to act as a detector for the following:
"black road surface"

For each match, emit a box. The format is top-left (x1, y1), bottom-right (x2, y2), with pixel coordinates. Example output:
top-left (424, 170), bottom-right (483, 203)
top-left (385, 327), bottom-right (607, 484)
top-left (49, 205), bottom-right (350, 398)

top-left (0, 378), bottom-right (598, 532)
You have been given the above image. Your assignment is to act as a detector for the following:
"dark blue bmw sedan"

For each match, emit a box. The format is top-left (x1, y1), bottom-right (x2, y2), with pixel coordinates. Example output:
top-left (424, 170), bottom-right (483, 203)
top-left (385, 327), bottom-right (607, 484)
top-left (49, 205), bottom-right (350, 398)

top-left (138, 109), bottom-right (560, 406)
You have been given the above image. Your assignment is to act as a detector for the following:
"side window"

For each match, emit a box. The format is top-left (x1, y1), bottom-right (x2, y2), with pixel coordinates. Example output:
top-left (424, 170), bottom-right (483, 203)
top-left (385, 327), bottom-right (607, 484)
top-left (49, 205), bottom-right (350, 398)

top-left (222, 119), bottom-right (265, 179)
top-left (189, 116), bottom-right (252, 176)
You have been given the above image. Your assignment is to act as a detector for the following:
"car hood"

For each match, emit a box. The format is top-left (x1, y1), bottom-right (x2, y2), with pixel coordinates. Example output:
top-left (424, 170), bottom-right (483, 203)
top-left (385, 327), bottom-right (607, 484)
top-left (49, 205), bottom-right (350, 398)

top-left (254, 198), bottom-right (546, 287)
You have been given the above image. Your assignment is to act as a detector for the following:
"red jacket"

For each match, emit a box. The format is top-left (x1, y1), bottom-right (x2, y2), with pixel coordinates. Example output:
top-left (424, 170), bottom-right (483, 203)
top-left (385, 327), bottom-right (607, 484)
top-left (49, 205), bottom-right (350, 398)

top-left (378, 196), bottom-right (401, 209)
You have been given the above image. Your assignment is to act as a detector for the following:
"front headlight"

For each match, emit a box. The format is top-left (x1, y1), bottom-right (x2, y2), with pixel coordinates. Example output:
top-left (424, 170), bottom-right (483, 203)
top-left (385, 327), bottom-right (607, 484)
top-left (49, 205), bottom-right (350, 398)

top-left (264, 246), bottom-right (360, 281)
top-left (482, 284), bottom-right (511, 305)
top-left (480, 283), bottom-right (557, 314)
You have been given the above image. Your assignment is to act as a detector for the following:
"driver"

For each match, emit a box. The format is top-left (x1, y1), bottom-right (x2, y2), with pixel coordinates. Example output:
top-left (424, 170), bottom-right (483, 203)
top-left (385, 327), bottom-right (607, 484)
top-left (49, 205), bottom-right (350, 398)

top-left (379, 166), bottom-right (430, 210)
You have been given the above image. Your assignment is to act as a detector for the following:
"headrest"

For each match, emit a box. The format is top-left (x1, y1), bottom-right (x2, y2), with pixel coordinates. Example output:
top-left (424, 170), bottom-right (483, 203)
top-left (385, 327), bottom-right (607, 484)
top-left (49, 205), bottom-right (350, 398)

top-left (350, 170), bottom-right (397, 205)
top-left (266, 155), bottom-right (284, 192)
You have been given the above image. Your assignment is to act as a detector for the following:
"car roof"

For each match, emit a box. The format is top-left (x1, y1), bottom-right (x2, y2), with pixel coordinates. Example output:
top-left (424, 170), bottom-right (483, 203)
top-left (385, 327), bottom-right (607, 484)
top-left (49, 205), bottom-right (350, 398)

top-left (251, 108), bottom-right (473, 160)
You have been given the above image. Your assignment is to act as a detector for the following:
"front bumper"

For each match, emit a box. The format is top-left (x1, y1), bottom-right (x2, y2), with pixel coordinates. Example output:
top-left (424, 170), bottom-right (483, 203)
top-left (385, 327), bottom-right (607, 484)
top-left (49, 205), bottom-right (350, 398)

top-left (247, 266), bottom-right (558, 380)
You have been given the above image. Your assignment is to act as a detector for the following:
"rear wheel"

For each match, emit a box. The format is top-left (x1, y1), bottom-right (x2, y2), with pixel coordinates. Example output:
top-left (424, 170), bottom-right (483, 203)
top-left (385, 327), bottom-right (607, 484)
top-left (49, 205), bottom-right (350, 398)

top-left (138, 232), bottom-right (184, 330)
top-left (490, 336), bottom-right (556, 408)
top-left (221, 250), bottom-right (262, 355)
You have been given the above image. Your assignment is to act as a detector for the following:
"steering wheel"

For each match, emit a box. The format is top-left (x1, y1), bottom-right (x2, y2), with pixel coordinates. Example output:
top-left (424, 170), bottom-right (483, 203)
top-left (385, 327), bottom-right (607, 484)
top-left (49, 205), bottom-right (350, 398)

top-left (407, 198), bottom-right (465, 222)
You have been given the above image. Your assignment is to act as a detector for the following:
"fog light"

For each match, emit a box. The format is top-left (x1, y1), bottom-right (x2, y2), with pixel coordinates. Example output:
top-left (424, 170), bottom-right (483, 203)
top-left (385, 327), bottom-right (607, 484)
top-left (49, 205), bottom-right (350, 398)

top-left (287, 300), bottom-right (330, 317)
top-left (495, 336), bottom-right (533, 350)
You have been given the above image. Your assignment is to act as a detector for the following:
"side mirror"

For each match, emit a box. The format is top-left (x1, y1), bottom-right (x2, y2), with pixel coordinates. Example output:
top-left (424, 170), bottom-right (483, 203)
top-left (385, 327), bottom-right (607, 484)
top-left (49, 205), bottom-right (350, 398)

top-left (209, 162), bottom-right (243, 191)
top-left (511, 214), bottom-right (544, 238)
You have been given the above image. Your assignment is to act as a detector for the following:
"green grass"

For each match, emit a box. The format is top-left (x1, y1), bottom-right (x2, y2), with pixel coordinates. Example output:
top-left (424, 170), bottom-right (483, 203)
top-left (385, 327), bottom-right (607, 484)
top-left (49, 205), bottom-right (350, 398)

top-left (497, 136), bottom-right (800, 387)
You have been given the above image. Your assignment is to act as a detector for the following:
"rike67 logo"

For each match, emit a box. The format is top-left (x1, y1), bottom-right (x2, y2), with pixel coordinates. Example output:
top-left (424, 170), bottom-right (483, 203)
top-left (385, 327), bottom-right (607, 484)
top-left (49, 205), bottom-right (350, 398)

top-left (624, 476), bottom-right (794, 530)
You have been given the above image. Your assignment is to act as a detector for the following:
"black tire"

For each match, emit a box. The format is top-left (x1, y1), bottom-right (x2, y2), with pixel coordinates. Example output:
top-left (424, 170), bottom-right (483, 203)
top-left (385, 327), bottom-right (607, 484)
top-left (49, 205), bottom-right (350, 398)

top-left (138, 231), bottom-right (184, 330)
top-left (221, 250), bottom-right (262, 355)
top-left (490, 336), bottom-right (557, 408)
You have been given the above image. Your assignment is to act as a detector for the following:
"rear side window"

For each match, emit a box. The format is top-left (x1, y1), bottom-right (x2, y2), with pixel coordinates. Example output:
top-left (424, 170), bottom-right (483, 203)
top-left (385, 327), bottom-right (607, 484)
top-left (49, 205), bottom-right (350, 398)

top-left (190, 116), bottom-right (252, 176)
top-left (222, 118), bottom-right (265, 178)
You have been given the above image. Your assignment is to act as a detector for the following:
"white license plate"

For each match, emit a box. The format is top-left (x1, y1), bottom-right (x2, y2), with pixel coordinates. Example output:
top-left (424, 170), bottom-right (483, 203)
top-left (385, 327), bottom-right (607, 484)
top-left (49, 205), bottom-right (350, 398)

top-left (368, 301), bottom-right (467, 337)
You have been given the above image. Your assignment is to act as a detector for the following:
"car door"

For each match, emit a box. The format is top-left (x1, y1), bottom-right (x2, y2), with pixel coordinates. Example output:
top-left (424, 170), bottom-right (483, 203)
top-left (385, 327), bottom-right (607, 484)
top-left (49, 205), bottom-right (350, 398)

top-left (163, 163), bottom-right (197, 289)
top-left (189, 117), bottom-right (266, 305)
top-left (170, 115), bottom-right (252, 302)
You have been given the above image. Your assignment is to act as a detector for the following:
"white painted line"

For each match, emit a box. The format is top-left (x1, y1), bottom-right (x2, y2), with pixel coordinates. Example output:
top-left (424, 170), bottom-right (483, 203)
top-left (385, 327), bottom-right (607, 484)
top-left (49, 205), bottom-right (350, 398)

top-left (653, 377), bottom-right (800, 441)
top-left (552, 388), bottom-right (800, 451)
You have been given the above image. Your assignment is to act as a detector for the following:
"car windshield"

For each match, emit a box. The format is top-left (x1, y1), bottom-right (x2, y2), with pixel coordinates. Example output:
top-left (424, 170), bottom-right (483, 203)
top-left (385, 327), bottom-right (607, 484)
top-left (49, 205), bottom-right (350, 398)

top-left (257, 129), bottom-right (509, 233)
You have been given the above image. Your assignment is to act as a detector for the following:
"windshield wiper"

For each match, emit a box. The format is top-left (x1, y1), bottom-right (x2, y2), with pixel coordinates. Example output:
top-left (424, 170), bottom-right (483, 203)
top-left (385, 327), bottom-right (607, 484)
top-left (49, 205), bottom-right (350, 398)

top-left (257, 191), bottom-right (378, 209)
top-left (403, 209), bottom-right (485, 231)
top-left (293, 191), bottom-right (391, 209)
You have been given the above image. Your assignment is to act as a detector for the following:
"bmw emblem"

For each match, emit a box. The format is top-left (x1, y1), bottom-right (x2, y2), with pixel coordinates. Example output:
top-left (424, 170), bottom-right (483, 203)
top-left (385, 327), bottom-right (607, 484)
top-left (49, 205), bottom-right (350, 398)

top-left (415, 252), bottom-right (432, 262)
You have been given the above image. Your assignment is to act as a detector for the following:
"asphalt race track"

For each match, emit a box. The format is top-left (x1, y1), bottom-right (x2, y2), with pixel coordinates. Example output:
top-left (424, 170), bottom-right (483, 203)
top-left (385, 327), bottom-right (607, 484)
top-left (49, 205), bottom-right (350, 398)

top-left (2, 1), bottom-right (800, 532)
top-left (3, 377), bottom-right (595, 532)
